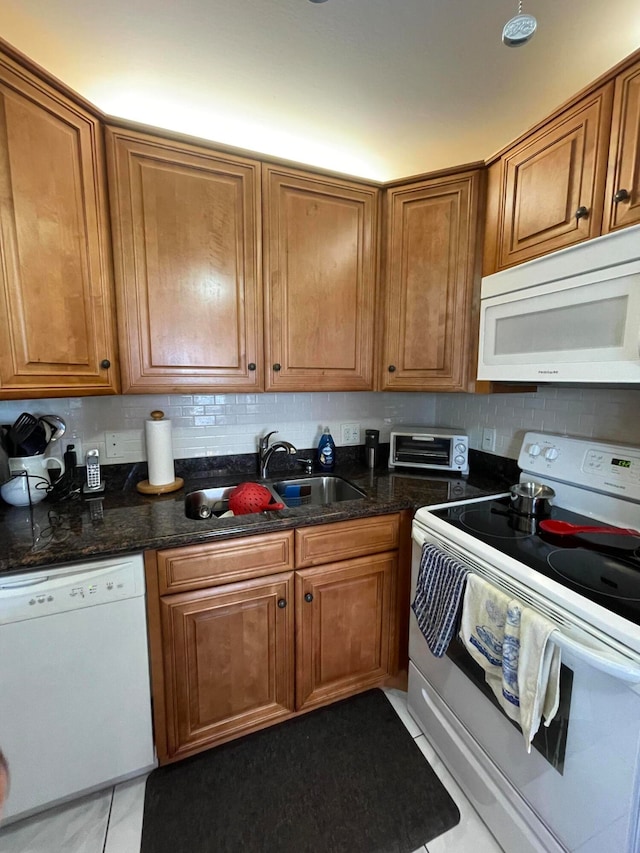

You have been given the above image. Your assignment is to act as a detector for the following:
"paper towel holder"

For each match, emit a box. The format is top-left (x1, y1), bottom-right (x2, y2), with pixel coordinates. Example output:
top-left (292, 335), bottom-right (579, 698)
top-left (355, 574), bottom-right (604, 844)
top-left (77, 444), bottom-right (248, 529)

top-left (136, 410), bottom-right (184, 495)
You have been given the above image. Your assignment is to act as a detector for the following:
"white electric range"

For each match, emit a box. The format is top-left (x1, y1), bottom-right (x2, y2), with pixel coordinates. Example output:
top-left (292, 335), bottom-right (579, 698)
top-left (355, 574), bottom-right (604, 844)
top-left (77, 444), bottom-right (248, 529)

top-left (409, 432), bottom-right (640, 853)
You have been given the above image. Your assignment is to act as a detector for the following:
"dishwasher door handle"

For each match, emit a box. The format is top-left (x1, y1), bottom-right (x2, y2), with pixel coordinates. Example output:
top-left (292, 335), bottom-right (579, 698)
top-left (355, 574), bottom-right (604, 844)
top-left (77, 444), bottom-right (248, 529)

top-left (0, 576), bottom-right (50, 589)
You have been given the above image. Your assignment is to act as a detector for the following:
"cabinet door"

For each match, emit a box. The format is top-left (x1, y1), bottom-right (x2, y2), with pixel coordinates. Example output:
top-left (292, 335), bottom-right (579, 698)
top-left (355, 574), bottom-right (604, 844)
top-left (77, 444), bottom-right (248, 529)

top-left (296, 553), bottom-right (394, 710)
top-left (106, 128), bottom-right (262, 393)
top-left (485, 84), bottom-right (613, 273)
top-left (263, 166), bottom-right (378, 391)
top-left (603, 59), bottom-right (640, 232)
top-left (0, 51), bottom-right (119, 398)
top-left (160, 573), bottom-right (294, 760)
top-left (379, 171), bottom-right (482, 391)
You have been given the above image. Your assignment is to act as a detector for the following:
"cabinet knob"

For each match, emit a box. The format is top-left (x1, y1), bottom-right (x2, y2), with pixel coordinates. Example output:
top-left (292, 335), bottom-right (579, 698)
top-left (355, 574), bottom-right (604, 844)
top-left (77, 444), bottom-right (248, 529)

top-left (100, 359), bottom-right (111, 369)
top-left (273, 363), bottom-right (281, 372)
top-left (388, 365), bottom-right (396, 373)
top-left (574, 206), bottom-right (589, 221)
top-left (614, 188), bottom-right (631, 203)
top-left (248, 362), bottom-right (256, 371)
top-left (277, 598), bottom-right (287, 609)
top-left (304, 592), bottom-right (314, 603)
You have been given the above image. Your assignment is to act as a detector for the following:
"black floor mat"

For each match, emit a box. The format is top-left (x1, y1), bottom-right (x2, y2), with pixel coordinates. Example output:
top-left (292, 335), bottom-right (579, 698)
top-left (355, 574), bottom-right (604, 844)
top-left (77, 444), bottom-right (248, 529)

top-left (141, 689), bottom-right (460, 853)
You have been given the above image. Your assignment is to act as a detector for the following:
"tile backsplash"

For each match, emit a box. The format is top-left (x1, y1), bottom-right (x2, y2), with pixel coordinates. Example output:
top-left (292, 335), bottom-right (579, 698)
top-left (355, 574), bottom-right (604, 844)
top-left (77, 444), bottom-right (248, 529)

top-left (1, 386), bottom-right (639, 467)
top-left (436, 386), bottom-right (640, 458)
top-left (0, 392), bottom-right (436, 465)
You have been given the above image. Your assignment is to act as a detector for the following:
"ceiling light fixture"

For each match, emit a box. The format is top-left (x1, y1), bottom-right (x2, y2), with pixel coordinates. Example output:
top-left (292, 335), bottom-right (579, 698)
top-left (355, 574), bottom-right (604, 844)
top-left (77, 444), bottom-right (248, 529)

top-left (502, 0), bottom-right (537, 47)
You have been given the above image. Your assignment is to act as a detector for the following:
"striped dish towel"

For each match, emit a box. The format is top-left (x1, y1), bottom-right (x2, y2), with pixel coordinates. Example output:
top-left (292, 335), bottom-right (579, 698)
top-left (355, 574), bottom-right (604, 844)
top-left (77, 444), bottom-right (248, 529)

top-left (411, 543), bottom-right (470, 658)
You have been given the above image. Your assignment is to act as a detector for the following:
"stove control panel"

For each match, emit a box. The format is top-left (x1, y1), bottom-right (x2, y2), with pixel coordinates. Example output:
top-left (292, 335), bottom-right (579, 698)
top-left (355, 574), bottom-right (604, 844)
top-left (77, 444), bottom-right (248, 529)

top-left (519, 432), bottom-right (640, 502)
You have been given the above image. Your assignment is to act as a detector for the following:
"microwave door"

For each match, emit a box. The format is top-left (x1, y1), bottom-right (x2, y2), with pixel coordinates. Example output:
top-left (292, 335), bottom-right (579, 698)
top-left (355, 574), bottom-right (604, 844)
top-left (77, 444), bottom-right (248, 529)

top-left (477, 265), bottom-right (640, 383)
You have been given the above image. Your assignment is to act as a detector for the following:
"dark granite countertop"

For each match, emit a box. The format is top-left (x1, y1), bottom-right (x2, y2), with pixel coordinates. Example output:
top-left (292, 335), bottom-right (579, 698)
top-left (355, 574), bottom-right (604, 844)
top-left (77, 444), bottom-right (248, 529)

top-left (0, 449), bottom-right (518, 575)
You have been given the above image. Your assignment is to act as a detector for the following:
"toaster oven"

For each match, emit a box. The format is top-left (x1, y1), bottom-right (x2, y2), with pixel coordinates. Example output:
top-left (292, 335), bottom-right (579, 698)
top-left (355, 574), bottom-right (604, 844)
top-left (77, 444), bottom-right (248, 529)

top-left (389, 427), bottom-right (469, 474)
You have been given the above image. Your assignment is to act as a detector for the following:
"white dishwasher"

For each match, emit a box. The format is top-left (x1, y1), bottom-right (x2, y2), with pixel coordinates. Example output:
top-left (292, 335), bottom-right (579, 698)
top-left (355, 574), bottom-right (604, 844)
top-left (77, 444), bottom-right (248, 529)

top-left (0, 553), bottom-right (156, 823)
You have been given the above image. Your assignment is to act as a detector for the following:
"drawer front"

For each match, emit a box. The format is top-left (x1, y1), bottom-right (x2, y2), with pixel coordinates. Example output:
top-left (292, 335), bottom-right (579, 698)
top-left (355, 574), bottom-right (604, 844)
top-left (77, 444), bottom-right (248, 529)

top-left (295, 514), bottom-right (400, 568)
top-left (157, 531), bottom-right (294, 593)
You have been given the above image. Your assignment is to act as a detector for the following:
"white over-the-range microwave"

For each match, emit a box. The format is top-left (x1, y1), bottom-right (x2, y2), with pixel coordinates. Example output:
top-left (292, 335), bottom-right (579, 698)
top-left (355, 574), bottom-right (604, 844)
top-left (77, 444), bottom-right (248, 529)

top-left (477, 223), bottom-right (640, 383)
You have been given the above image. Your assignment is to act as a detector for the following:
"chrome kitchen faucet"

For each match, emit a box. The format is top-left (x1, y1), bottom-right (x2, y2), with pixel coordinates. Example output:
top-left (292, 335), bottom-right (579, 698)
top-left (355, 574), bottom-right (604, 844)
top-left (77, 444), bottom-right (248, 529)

top-left (258, 431), bottom-right (297, 478)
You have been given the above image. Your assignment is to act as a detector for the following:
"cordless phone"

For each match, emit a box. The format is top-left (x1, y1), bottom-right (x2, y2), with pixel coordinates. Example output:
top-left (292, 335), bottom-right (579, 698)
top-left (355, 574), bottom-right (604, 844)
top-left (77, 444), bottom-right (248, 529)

top-left (83, 449), bottom-right (105, 494)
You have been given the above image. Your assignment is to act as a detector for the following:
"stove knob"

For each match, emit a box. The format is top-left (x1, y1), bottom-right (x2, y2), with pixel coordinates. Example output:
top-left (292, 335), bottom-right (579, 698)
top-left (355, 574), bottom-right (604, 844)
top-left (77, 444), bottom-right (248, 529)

top-left (528, 443), bottom-right (541, 457)
top-left (544, 447), bottom-right (559, 461)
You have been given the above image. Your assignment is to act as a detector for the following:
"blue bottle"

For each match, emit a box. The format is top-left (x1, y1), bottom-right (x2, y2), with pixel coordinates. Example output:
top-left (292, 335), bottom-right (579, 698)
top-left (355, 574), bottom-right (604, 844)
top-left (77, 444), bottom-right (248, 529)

top-left (317, 427), bottom-right (336, 472)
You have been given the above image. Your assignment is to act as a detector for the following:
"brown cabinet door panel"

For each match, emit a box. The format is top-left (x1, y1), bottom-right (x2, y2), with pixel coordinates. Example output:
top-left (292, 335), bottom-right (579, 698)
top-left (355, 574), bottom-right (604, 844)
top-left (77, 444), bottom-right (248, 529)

top-left (295, 554), bottom-right (394, 709)
top-left (264, 167), bottom-right (377, 391)
top-left (161, 573), bottom-right (294, 758)
top-left (490, 85), bottom-right (613, 271)
top-left (380, 172), bottom-right (482, 391)
top-left (107, 128), bottom-right (262, 392)
top-left (0, 55), bottom-right (118, 397)
top-left (604, 60), bottom-right (640, 232)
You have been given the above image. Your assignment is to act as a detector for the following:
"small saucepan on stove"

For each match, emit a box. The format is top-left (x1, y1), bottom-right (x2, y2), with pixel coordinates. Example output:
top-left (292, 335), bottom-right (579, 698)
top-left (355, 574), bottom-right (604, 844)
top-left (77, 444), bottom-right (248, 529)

top-left (509, 481), bottom-right (555, 517)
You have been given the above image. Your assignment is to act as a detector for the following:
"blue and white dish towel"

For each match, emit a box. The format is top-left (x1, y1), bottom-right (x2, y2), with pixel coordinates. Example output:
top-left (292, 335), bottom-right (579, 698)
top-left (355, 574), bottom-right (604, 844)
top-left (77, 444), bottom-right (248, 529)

top-left (460, 574), bottom-right (562, 752)
top-left (411, 543), bottom-right (469, 658)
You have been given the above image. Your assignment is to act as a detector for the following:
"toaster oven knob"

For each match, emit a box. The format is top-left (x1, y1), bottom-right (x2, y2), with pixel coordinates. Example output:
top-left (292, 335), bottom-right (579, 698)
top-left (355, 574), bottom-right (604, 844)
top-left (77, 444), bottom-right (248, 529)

top-left (528, 443), bottom-right (541, 457)
top-left (455, 455), bottom-right (466, 465)
top-left (544, 447), bottom-right (559, 461)
top-left (455, 443), bottom-right (466, 452)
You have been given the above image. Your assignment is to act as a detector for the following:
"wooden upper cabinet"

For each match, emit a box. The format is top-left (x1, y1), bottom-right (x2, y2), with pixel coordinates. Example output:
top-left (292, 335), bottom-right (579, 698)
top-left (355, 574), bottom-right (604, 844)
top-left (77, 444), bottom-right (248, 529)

top-left (484, 84), bottom-right (614, 274)
top-left (0, 51), bottom-right (119, 398)
top-left (263, 166), bottom-right (378, 391)
top-left (603, 58), bottom-right (640, 233)
top-left (106, 128), bottom-right (262, 393)
top-left (379, 170), bottom-right (483, 392)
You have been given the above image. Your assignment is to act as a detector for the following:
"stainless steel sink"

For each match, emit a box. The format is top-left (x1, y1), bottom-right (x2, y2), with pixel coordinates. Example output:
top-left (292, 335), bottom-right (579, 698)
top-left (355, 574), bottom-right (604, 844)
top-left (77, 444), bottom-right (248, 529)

top-left (185, 486), bottom-right (237, 520)
top-left (184, 483), bottom-right (281, 520)
top-left (272, 476), bottom-right (366, 507)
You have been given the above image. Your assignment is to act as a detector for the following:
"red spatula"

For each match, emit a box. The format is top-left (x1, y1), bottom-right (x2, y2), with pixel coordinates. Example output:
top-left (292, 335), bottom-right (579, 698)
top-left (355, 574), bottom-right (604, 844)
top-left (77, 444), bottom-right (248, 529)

top-left (539, 519), bottom-right (640, 537)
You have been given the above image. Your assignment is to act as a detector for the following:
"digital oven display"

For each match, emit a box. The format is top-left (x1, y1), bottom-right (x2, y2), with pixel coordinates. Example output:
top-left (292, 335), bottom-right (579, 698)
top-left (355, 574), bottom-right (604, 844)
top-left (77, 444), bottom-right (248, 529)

top-left (612, 458), bottom-right (632, 469)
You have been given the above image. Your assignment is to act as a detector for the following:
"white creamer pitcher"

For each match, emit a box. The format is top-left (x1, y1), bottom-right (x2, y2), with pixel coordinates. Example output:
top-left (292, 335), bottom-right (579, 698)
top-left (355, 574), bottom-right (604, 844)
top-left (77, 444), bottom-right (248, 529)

top-left (2, 454), bottom-right (65, 506)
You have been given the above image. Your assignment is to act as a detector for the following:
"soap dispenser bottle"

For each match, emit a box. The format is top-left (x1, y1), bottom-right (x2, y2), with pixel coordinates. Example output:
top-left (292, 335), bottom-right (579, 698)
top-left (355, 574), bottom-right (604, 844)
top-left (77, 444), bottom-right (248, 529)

top-left (317, 427), bottom-right (336, 472)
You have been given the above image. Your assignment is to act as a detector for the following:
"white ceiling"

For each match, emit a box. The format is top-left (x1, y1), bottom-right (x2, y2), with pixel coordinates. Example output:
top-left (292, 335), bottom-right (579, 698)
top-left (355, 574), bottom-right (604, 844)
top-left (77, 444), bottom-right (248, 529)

top-left (1, 0), bottom-right (639, 180)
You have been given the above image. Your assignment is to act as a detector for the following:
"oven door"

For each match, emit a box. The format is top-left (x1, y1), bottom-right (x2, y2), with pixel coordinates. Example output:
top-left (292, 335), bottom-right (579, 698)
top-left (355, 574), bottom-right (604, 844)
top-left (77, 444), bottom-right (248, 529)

top-left (408, 534), bottom-right (640, 853)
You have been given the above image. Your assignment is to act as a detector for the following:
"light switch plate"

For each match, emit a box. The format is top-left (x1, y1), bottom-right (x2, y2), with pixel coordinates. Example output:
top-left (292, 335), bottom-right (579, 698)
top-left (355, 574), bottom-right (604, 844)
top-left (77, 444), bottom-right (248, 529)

top-left (482, 427), bottom-right (497, 452)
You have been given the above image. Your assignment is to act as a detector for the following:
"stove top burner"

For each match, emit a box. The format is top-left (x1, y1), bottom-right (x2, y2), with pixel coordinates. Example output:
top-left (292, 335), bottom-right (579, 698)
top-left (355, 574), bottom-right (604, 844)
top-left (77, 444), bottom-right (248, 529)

top-left (547, 550), bottom-right (640, 601)
top-left (459, 507), bottom-right (533, 539)
top-left (433, 497), bottom-right (640, 623)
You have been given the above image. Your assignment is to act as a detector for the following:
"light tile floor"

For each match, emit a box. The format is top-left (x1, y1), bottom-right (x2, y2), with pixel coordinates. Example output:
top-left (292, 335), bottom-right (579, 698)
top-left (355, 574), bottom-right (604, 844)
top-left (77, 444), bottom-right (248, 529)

top-left (0, 690), bottom-right (503, 853)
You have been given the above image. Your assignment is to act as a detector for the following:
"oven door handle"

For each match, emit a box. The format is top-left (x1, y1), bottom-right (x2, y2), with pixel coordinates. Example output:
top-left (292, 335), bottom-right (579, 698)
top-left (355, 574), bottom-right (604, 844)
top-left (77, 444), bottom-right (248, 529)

top-left (551, 630), bottom-right (640, 683)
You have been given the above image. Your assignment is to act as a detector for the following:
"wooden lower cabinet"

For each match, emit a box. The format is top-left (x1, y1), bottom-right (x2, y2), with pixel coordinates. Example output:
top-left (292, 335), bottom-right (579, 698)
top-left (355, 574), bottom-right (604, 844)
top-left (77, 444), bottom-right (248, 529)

top-left (159, 573), bottom-right (295, 761)
top-left (147, 514), bottom-right (405, 764)
top-left (295, 553), bottom-right (394, 710)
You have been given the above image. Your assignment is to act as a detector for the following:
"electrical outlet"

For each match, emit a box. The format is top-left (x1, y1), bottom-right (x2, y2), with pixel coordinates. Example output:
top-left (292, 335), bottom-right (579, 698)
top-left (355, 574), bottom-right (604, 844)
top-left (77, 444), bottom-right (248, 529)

top-left (105, 431), bottom-right (125, 459)
top-left (482, 427), bottom-right (497, 453)
top-left (64, 434), bottom-right (82, 463)
top-left (340, 423), bottom-right (361, 445)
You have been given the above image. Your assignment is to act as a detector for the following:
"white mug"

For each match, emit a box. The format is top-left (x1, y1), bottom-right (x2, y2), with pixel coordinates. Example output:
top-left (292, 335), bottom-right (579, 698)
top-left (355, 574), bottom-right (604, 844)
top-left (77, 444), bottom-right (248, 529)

top-left (2, 454), bottom-right (65, 506)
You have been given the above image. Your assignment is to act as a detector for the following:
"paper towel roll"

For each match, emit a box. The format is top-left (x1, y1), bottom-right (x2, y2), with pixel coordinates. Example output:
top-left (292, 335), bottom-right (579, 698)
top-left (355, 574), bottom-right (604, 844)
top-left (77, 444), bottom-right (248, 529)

top-left (145, 412), bottom-right (176, 486)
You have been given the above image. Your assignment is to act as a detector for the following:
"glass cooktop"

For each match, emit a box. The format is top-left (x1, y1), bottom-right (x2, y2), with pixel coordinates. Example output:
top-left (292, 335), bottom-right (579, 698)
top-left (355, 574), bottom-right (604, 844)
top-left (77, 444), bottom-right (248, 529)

top-left (432, 498), bottom-right (640, 624)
